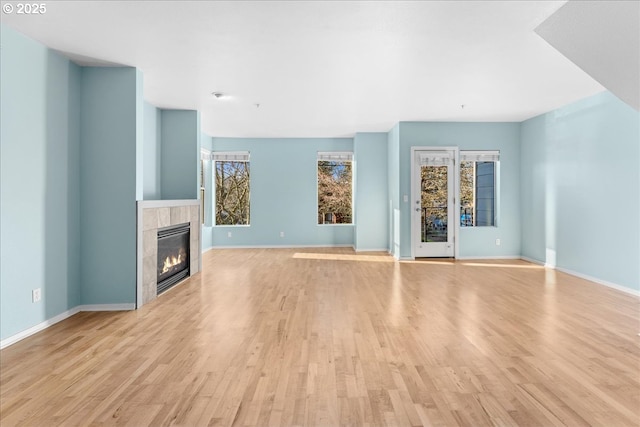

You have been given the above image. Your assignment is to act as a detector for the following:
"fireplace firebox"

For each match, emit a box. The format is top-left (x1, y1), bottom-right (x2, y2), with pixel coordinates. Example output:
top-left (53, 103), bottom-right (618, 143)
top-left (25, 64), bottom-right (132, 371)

top-left (157, 223), bottom-right (190, 294)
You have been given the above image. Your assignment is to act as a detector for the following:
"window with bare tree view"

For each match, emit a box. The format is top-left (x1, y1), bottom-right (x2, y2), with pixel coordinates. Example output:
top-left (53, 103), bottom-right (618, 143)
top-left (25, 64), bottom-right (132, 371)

top-left (215, 160), bottom-right (250, 225)
top-left (317, 154), bottom-right (353, 224)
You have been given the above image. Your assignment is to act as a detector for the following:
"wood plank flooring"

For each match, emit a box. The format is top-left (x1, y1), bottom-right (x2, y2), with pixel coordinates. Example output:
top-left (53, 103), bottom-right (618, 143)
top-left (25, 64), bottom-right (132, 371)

top-left (1, 248), bottom-right (639, 426)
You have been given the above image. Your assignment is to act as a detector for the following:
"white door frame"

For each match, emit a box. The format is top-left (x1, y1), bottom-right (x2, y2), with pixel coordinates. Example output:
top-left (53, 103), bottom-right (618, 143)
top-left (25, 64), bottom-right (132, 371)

top-left (410, 146), bottom-right (460, 259)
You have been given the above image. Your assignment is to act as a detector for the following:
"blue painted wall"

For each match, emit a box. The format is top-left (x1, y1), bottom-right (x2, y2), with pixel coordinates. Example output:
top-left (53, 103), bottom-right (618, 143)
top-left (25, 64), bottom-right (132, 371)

top-left (354, 133), bottom-right (389, 251)
top-left (0, 26), bottom-right (82, 340)
top-left (211, 138), bottom-right (354, 247)
top-left (160, 110), bottom-right (200, 200)
top-left (0, 27), bottom-right (208, 342)
top-left (79, 67), bottom-right (142, 305)
top-left (143, 103), bottom-right (162, 200)
top-left (520, 116), bottom-right (547, 263)
top-left (135, 71), bottom-right (144, 201)
top-left (397, 122), bottom-right (521, 258)
top-left (2, 25), bottom-right (637, 343)
top-left (521, 92), bottom-right (640, 292)
top-left (143, 107), bottom-right (201, 200)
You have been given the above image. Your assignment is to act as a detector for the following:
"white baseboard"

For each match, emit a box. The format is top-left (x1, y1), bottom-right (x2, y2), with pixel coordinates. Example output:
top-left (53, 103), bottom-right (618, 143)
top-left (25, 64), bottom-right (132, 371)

top-left (520, 256), bottom-right (639, 297)
top-left (456, 255), bottom-right (522, 260)
top-left (520, 256), bottom-right (545, 266)
top-left (209, 244), bottom-right (355, 249)
top-left (78, 303), bottom-right (136, 311)
top-left (402, 255), bottom-right (521, 261)
top-left (202, 246), bottom-right (214, 254)
top-left (210, 245), bottom-right (389, 256)
top-left (0, 303), bottom-right (135, 350)
top-left (4, 257), bottom-right (636, 350)
top-left (0, 307), bottom-right (80, 350)
top-left (553, 266), bottom-right (640, 297)
top-left (398, 254), bottom-right (522, 261)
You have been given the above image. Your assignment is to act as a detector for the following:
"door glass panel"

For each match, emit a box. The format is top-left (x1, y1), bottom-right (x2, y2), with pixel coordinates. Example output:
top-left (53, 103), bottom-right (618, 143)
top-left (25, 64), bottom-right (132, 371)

top-left (421, 165), bottom-right (448, 243)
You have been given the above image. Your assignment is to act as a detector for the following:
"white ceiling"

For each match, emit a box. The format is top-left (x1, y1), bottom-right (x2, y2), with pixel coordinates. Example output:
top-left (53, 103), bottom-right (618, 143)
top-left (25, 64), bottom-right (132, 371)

top-left (1, 1), bottom-right (612, 137)
top-left (535, 0), bottom-right (639, 111)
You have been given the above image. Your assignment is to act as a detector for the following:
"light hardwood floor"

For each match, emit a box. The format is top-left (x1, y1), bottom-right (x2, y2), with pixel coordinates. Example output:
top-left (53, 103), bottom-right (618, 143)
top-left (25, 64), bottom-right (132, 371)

top-left (1, 248), bottom-right (639, 426)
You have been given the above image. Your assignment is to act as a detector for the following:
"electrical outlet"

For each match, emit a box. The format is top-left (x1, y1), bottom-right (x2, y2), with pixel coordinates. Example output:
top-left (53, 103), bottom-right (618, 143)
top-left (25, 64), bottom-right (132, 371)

top-left (495, 238), bottom-right (501, 246)
top-left (280, 231), bottom-right (285, 238)
top-left (227, 231), bottom-right (232, 238)
top-left (32, 288), bottom-right (41, 303)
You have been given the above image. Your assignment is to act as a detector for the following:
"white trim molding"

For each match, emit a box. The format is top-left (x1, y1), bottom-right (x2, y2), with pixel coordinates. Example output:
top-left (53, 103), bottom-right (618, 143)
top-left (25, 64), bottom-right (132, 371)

top-left (210, 244), bottom-right (355, 250)
top-left (520, 256), bottom-right (546, 266)
top-left (0, 303), bottom-right (136, 350)
top-left (0, 307), bottom-right (80, 350)
top-left (456, 255), bottom-right (521, 260)
top-left (553, 266), bottom-right (640, 297)
top-left (520, 256), bottom-right (639, 297)
top-left (78, 303), bottom-right (136, 312)
top-left (409, 146), bottom-right (460, 260)
top-left (201, 148), bottom-right (211, 160)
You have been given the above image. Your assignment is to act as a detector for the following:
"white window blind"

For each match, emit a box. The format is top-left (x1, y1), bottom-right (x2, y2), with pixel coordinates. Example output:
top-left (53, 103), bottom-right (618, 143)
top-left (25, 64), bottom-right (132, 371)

top-left (460, 150), bottom-right (500, 162)
top-left (201, 149), bottom-right (211, 160)
top-left (317, 152), bottom-right (353, 162)
top-left (212, 151), bottom-right (250, 161)
top-left (418, 151), bottom-right (454, 166)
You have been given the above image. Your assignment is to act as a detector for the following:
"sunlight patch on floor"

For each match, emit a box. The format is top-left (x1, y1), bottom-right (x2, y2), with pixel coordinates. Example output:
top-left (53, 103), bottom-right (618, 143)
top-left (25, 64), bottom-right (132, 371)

top-left (292, 252), bottom-right (394, 263)
top-left (460, 262), bottom-right (543, 269)
top-left (291, 253), bottom-right (544, 270)
top-left (401, 259), bottom-right (455, 266)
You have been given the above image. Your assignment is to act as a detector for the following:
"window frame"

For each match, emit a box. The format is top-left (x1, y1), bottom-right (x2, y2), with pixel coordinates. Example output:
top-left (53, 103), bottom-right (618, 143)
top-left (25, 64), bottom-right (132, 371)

top-left (459, 150), bottom-right (500, 228)
top-left (316, 152), bottom-right (354, 226)
top-left (213, 151), bottom-right (251, 227)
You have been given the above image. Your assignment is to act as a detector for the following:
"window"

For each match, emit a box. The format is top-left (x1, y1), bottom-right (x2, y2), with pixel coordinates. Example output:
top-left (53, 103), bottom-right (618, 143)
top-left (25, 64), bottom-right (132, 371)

top-left (214, 152), bottom-right (250, 225)
top-left (317, 152), bottom-right (353, 224)
top-left (460, 151), bottom-right (499, 227)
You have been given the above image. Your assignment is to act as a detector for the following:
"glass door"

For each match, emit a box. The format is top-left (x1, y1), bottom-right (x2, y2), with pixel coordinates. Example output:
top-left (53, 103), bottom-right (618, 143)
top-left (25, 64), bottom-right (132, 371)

top-left (413, 150), bottom-right (455, 257)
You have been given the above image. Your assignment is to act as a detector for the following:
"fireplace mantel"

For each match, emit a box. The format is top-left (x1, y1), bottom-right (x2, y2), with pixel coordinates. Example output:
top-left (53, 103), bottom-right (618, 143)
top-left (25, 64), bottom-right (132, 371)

top-left (136, 200), bottom-right (201, 308)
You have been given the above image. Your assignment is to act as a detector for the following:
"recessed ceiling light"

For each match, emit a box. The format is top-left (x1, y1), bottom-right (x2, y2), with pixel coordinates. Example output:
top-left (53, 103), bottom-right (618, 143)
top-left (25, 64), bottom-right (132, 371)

top-left (212, 92), bottom-right (225, 99)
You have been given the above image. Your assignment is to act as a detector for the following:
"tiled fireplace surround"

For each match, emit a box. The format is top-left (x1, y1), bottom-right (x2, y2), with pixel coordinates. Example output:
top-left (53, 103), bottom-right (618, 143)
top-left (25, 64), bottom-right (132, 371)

top-left (136, 200), bottom-right (201, 308)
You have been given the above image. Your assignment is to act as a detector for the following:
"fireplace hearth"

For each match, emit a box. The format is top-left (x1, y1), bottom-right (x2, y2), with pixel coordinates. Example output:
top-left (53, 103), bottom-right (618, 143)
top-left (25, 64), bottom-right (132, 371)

top-left (157, 223), bottom-right (190, 294)
top-left (137, 200), bottom-right (200, 308)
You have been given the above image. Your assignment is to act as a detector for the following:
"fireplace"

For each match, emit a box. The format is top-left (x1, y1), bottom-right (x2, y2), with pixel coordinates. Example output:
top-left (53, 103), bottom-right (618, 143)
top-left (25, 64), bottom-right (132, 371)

top-left (137, 200), bottom-right (200, 308)
top-left (157, 222), bottom-right (190, 294)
